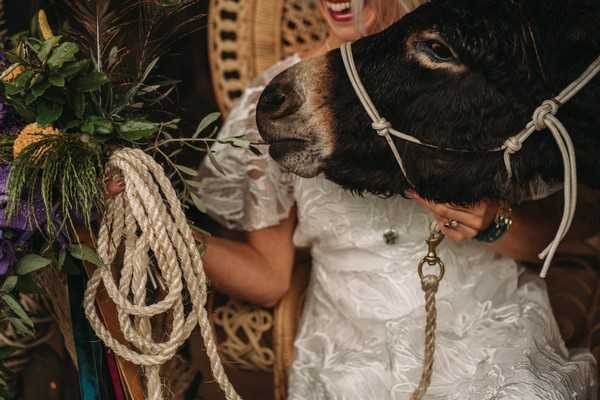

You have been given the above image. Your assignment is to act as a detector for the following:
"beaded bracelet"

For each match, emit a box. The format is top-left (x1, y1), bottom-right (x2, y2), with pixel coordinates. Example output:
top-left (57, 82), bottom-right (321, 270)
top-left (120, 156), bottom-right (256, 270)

top-left (474, 206), bottom-right (513, 243)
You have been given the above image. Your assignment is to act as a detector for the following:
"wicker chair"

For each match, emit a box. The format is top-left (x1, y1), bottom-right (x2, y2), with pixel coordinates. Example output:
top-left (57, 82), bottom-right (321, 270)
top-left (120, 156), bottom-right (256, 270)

top-left (206, 2), bottom-right (600, 399)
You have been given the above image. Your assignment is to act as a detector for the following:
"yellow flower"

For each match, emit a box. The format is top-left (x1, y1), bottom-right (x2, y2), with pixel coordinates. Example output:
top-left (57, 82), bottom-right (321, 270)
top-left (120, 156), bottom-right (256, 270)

top-left (1, 64), bottom-right (25, 83)
top-left (13, 123), bottom-right (60, 159)
top-left (38, 10), bottom-right (54, 40)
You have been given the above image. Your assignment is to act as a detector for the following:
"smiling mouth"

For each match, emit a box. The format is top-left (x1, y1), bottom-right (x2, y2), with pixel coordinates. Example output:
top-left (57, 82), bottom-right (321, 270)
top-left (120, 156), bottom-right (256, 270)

top-left (324, 1), bottom-right (353, 23)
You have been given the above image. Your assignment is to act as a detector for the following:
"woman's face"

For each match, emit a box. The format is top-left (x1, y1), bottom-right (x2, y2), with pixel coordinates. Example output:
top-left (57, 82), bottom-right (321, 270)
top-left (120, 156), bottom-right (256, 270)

top-left (317, 0), bottom-right (378, 42)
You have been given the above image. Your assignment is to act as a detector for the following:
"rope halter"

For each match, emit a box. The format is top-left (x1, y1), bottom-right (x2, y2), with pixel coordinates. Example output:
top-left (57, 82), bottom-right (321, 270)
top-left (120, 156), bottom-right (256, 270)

top-left (340, 42), bottom-right (600, 278)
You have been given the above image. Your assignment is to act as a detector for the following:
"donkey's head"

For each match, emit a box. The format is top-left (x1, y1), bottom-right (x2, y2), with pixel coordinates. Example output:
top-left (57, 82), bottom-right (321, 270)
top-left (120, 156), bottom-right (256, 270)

top-left (256, 0), bottom-right (600, 204)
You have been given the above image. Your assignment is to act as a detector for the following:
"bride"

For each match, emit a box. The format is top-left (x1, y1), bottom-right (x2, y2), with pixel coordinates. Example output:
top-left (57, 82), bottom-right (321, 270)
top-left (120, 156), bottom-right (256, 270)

top-left (194, 0), bottom-right (597, 398)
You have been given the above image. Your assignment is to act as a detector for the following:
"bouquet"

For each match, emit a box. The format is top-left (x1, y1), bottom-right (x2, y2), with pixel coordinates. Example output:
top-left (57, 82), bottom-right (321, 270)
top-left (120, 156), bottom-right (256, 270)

top-left (0, 2), bottom-right (259, 396)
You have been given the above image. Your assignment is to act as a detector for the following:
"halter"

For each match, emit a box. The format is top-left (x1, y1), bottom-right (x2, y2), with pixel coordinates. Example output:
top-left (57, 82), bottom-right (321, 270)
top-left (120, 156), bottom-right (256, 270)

top-left (341, 42), bottom-right (600, 278)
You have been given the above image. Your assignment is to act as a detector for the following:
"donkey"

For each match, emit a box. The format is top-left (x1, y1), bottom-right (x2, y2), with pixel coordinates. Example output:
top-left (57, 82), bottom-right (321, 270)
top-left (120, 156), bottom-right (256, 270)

top-left (255, 0), bottom-right (600, 206)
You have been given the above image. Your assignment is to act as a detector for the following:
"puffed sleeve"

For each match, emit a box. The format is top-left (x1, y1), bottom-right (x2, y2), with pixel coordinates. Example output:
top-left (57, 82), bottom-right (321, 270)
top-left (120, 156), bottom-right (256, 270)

top-left (196, 55), bottom-right (301, 231)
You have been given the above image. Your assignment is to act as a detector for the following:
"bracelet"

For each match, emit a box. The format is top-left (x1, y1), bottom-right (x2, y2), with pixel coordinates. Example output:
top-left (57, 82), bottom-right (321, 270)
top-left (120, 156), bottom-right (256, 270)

top-left (474, 206), bottom-right (513, 243)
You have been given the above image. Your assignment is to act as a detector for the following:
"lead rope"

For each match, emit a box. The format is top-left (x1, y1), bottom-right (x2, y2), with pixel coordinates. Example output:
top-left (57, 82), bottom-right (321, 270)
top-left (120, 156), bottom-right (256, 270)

top-left (83, 148), bottom-right (241, 400)
top-left (410, 223), bottom-right (445, 400)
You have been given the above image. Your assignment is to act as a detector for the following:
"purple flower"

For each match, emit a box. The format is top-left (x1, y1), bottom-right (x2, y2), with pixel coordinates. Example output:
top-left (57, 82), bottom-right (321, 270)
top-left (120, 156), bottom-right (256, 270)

top-left (0, 237), bottom-right (16, 276)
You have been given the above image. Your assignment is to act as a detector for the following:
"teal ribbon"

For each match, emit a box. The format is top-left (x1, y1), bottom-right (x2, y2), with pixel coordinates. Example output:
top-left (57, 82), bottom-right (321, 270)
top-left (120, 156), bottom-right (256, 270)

top-left (68, 271), bottom-right (103, 400)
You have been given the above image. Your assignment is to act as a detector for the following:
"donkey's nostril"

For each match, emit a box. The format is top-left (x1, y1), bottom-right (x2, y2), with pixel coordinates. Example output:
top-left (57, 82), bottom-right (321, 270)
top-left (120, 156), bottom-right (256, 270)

top-left (260, 84), bottom-right (289, 111)
top-left (270, 92), bottom-right (286, 107)
top-left (258, 79), bottom-right (303, 120)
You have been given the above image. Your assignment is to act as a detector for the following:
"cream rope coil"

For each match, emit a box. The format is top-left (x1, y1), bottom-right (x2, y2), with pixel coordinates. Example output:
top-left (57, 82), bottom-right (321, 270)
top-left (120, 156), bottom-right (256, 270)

top-left (84, 147), bottom-right (241, 400)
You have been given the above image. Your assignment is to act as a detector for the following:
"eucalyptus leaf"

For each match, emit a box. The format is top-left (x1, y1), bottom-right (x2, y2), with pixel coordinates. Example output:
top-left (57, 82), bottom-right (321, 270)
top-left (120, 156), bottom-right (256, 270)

top-left (207, 147), bottom-right (227, 175)
top-left (36, 101), bottom-right (63, 125)
top-left (7, 317), bottom-right (33, 336)
top-left (194, 112), bottom-right (220, 138)
top-left (249, 145), bottom-right (263, 156)
top-left (231, 138), bottom-right (251, 148)
top-left (4, 82), bottom-right (23, 96)
top-left (57, 248), bottom-right (66, 270)
top-left (2, 294), bottom-right (34, 327)
top-left (30, 73), bottom-right (44, 87)
top-left (15, 254), bottom-right (52, 275)
top-left (189, 192), bottom-right (207, 213)
top-left (174, 164), bottom-right (198, 177)
top-left (31, 80), bottom-right (50, 97)
top-left (9, 98), bottom-right (35, 121)
top-left (0, 276), bottom-right (17, 293)
top-left (68, 244), bottom-right (105, 268)
top-left (75, 71), bottom-right (109, 92)
top-left (119, 120), bottom-right (158, 141)
top-left (82, 117), bottom-right (113, 135)
top-left (189, 223), bottom-right (211, 238)
top-left (62, 59), bottom-right (92, 79)
top-left (48, 74), bottom-right (65, 87)
top-left (48, 42), bottom-right (79, 70)
top-left (184, 179), bottom-right (204, 189)
top-left (12, 69), bottom-right (34, 90)
top-left (37, 35), bottom-right (61, 62)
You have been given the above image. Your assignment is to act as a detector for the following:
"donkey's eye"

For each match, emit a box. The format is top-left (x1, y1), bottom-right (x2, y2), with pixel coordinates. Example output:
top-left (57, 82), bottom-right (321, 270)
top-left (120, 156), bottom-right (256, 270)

top-left (418, 40), bottom-right (456, 62)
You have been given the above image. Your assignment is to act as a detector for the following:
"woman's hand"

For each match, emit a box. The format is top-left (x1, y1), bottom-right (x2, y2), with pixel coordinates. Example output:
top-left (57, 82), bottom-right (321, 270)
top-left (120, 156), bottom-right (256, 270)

top-left (406, 191), bottom-right (499, 241)
top-left (104, 174), bottom-right (125, 198)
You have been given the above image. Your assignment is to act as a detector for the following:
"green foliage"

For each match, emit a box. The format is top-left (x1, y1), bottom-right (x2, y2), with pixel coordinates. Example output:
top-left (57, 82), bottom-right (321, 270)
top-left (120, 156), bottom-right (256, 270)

top-left (2, 37), bottom-right (109, 132)
top-left (67, 244), bottom-right (105, 268)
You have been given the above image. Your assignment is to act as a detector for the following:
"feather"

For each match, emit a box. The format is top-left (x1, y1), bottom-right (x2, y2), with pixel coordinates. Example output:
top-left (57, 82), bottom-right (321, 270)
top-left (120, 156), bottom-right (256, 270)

top-left (132, 0), bottom-right (204, 81)
top-left (60, 0), bottom-right (204, 93)
top-left (60, 0), bottom-right (138, 77)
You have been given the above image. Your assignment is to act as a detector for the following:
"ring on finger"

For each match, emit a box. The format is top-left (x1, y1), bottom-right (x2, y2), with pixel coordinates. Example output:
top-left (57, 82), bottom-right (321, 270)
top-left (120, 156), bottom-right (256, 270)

top-left (444, 219), bottom-right (460, 229)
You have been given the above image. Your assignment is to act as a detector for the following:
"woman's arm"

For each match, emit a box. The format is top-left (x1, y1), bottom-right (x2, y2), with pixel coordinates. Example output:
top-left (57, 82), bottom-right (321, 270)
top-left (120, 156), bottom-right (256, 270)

top-left (194, 208), bottom-right (297, 308)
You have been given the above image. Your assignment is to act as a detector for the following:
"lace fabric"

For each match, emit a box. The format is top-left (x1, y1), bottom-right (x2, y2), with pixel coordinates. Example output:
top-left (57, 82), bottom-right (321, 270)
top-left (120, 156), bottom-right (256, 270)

top-left (197, 55), bottom-right (301, 231)
top-left (289, 175), bottom-right (596, 400)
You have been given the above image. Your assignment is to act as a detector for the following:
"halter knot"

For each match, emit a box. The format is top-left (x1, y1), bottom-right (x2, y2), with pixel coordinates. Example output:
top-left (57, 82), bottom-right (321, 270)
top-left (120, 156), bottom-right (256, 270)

top-left (532, 99), bottom-right (560, 131)
top-left (503, 136), bottom-right (523, 154)
top-left (372, 118), bottom-right (392, 136)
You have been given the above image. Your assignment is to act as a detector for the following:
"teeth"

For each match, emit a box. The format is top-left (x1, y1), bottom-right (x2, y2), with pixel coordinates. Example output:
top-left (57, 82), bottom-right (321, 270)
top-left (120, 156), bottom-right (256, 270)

top-left (326, 1), bottom-right (351, 13)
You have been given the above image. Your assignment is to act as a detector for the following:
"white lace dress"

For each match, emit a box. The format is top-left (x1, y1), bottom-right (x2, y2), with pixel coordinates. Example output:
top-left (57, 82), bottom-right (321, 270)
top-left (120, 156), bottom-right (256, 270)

top-left (198, 56), bottom-right (597, 399)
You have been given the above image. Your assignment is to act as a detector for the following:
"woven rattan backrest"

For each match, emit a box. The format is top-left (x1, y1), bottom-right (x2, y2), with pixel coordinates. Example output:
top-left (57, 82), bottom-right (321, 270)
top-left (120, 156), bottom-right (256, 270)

top-left (208, 0), bottom-right (328, 116)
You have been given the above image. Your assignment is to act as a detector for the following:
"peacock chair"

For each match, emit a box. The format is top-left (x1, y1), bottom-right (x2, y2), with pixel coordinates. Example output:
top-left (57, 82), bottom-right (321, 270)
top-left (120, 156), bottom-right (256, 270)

top-left (206, 1), bottom-right (600, 398)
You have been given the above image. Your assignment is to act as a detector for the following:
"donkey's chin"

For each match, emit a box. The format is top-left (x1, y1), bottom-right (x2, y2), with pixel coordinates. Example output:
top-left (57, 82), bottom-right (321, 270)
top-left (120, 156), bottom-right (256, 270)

top-left (268, 144), bottom-right (325, 178)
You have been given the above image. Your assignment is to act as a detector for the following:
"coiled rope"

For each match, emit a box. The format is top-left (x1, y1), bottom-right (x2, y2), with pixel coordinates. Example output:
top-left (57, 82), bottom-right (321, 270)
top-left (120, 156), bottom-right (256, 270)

top-left (84, 148), bottom-right (241, 400)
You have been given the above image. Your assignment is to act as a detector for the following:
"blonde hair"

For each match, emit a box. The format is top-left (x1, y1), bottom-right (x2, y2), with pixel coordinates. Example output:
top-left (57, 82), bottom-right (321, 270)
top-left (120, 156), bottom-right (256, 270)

top-left (351, 0), bottom-right (430, 36)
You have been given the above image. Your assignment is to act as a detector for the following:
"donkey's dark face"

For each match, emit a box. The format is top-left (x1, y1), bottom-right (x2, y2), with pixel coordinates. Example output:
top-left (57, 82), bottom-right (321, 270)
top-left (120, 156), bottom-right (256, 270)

top-left (256, 0), bottom-right (600, 204)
